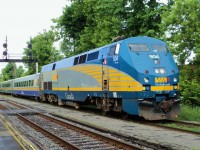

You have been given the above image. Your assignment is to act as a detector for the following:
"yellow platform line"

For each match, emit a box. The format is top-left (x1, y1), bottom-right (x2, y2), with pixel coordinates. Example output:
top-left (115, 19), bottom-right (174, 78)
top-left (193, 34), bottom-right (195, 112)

top-left (0, 113), bottom-right (36, 150)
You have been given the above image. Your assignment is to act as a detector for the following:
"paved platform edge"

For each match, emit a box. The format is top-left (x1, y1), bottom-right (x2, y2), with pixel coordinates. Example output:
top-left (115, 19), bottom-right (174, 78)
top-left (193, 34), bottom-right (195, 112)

top-left (0, 112), bottom-right (36, 150)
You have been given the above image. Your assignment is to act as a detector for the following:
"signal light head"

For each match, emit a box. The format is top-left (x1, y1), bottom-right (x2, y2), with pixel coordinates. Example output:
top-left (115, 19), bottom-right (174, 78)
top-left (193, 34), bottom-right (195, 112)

top-left (3, 43), bottom-right (7, 48)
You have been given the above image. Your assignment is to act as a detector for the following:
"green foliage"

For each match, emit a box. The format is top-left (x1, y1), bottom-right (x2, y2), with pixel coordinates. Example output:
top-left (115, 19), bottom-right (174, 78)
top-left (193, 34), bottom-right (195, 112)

top-left (16, 66), bottom-right (25, 77)
top-left (23, 30), bottom-right (61, 74)
top-left (55, 0), bottom-right (166, 56)
top-left (161, 0), bottom-right (200, 65)
top-left (161, 0), bottom-right (200, 106)
top-left (1, 63), bottom-right (16, 80)
top-left (178, 104), bottom-right (200, 122)
top-left (126, 0), bottom-right (164, 38)
top-left (0, 63), bottom-right (25, 81)
top-left (180, 79), bottom-right (200, 106)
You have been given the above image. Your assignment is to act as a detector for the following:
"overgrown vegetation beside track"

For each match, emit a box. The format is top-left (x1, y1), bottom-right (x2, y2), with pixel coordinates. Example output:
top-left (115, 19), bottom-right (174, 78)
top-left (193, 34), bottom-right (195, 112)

top-left (178, 104), bottom-right (200, 122)
top-left (160, 104), bottom-right (200, 132)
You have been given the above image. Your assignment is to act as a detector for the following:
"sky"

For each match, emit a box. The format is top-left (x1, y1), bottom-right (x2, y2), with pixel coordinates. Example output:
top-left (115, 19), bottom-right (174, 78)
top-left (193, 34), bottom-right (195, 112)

top-left (0, 0), bottom-right (70, 72)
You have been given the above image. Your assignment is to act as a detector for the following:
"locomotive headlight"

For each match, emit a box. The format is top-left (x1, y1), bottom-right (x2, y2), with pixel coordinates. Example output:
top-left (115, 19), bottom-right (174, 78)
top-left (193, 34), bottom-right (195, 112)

top-left (160, 68), bottom-right (166, 74)
top-left (174, 77), bottom-right (178, 82)
top-left (155, 68), bottom-right (159, 74)
top-left (143, 85), bottom-right (150, 91)
top-left (174, 85), bottom-right (178, 90)
top-left (144, 77), bottom-right (149, 83)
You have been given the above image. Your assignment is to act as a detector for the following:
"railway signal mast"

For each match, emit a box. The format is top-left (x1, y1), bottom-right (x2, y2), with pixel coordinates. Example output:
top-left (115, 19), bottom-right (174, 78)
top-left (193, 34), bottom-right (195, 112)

top-left (1, 36), bottom-right (37, 63)
top-left (1, 36), bottom-right (38, 73)
top-left (2, 36), bottom-right (8, 59)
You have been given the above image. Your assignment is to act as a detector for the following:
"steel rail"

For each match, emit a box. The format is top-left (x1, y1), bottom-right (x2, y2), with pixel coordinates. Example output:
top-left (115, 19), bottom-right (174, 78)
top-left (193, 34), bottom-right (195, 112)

top-left (2, 100), bottom-right (142, 150)
top-left (143, 121), bottom-right (200, 136)
top-left (167, 120), bottom-right (200, 128)
top-left (39, 113), bottom-right (142, 150)
top-left (17, 113), bottom-right (81, 150)
top-left (0, 102), bottom-right (81, 150)
top-left (5, 99), bottom-right (200, 144)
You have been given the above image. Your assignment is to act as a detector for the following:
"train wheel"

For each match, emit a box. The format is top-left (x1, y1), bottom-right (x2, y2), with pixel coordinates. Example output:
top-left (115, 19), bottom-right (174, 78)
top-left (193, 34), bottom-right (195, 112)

top-left (41, 95), bottom-right (47, 102)
top-left (121, 111), bottom-right (129, 119)
top-left (101, 110), bottom-right (108, 116)
top-left (35, 97), bottom-right (39, 102)
top-left (74, 103), bottom-right (80, 109)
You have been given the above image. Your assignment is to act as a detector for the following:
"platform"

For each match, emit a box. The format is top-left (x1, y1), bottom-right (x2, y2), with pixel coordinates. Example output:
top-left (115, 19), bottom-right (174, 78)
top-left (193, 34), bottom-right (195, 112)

top-left (0, 120), bottom-right (22, 150)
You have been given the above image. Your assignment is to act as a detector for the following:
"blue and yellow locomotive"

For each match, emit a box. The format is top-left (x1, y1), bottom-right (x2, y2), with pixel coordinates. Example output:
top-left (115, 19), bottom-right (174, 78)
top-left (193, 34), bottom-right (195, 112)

top-left (0, 36), bottom-right (180, 120)
top-left (39, 36), bottom-right (180, 120)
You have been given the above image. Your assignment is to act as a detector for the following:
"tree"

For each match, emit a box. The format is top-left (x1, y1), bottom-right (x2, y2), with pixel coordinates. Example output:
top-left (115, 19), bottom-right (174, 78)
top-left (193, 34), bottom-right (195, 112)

top-left (161, 0), bottom-right (200, 106)
top-left (0, 63), bottom-right (24, 80)
top-left (55, 0), bottom-right (166, 56)
top-left (1, 63), bottom-right (16, 80)
top-left (23, 30), bottom-right (60, 74)
top-left (55, 1), bottom-right (87, 55)
top-left (16, 66), bottom-right (25, 78)
top-left (161, 0), bottom-right (200, 65)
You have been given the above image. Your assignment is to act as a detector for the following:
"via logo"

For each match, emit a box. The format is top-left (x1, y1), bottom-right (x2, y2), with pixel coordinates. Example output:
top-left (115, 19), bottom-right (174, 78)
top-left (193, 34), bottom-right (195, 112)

top-left (65, 93), bottom-right (74, 100)
top-left (155, 77), bottom-right (170, 83)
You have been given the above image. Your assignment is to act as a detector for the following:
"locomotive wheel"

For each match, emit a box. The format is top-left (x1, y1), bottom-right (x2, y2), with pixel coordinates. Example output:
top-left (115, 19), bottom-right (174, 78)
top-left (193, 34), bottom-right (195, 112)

top-left (74, 103), bottom-right (80, 109)
top-left (121, 111), bottom-right (129, 119)
top-left (101, 110), bottom-right (108, 116)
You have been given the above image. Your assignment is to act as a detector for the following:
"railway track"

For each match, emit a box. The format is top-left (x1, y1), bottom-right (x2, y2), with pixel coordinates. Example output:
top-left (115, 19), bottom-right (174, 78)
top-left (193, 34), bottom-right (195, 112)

top-left (1, 97), bottom-right (200, 149)
top-left (2, 97), bottom-right (200, 136)
top-left (0, 100), bottom-right (143, 150)
top-left (149, 120), bottom-right (200, 136)
top-left (163, 120), bottom-right (200, 127)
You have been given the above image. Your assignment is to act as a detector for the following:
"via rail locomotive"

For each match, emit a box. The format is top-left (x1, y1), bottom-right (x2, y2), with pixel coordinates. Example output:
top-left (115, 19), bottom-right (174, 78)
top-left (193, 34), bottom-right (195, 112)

top-left (0, 36), bottom-right (180, 120)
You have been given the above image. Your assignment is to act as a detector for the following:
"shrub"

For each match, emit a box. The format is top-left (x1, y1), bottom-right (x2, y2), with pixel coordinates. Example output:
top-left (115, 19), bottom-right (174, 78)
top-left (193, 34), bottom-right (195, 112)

top-left (179, 79), bottom-right (200, 106)
top-left (178, 104), bottom-right (200, 122)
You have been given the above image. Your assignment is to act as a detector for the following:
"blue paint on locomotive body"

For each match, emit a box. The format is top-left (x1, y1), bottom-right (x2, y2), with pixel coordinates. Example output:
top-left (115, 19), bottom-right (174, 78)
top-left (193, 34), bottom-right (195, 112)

top-left (40, 36), bottom-right (180, 120)
top-left (0, 36), bottom-right (180, 120)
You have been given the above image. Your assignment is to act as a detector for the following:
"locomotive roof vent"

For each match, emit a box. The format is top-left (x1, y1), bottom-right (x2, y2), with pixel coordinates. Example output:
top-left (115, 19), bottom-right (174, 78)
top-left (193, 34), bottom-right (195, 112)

top-left (112, 35), bottom-right (125, 42)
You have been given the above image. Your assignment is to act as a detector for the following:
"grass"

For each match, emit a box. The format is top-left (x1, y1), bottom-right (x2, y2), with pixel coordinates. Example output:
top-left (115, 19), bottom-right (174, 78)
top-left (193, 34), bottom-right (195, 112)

top-left (158, 105), bottom-right (200, 132)
top-left (162, 123), bottom-right (200, 133)
top-left (178, 104), bottom-right (200, 122)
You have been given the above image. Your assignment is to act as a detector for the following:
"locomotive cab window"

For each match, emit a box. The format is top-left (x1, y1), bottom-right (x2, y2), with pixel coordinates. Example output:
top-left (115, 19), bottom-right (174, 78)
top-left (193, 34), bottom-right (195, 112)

top-left (52, 63), bottom-right (56, 70)
top-left (152, 44), bottom-right (168, 52)
top-left (79, 54), bottom-right (87, 64)
top-left (87, 51), bottom-right (99, 61)
top-left (109, 44), bottom-right (120, 56)
top-left (129, 44), bottom-right (149, 52)
top-left (73, 57), bottom-right (79, 65)
top-left (109, 46), bottom-right (116, 56)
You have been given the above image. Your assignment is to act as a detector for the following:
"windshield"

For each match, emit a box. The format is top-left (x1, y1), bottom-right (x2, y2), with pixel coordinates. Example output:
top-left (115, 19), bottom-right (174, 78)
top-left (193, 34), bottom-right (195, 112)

top-left (129, 44), bottom-right (149, 52)
top-left (151, 44), bottom-right (168, 52)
